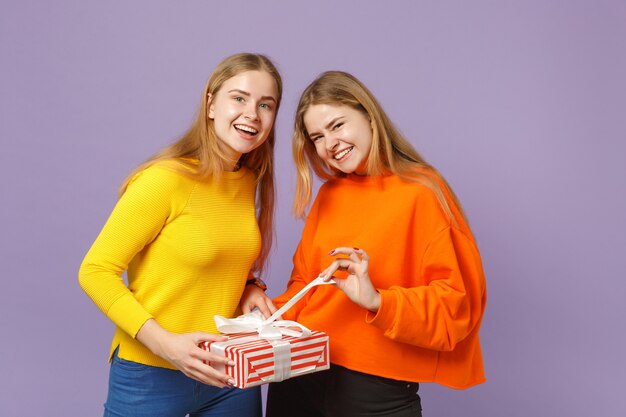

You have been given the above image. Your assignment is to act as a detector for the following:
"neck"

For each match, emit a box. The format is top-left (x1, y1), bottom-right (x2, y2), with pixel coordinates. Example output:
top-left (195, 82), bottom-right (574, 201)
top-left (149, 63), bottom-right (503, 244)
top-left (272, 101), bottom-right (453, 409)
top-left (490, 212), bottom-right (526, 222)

top-left (221, 151), bottom-right (242, 172)
top-left (223, 160), bottom-right (241, 172)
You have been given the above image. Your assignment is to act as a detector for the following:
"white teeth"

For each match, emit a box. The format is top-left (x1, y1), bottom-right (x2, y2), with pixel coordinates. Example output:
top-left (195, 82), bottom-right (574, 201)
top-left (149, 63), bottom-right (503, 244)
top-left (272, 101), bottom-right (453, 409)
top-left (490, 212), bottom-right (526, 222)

top-left (334, 147), bottom-right (353, 160)
top-left (235, 124), bottom-right (258, 134)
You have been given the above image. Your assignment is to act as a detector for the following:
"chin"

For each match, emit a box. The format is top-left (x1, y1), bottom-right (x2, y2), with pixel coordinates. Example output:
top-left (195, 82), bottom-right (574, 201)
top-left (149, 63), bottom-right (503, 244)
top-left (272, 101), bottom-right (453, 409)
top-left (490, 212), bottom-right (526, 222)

top-left (335, 164), bottom-right (359, 175)
top-left (240, 143), bottom-right (264, 155)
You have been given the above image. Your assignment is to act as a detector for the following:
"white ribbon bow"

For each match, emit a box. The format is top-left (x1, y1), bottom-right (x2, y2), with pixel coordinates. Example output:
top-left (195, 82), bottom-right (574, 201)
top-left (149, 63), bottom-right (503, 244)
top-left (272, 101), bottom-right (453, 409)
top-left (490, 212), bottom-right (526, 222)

top-left (214, 276), bottom-right (335, 340)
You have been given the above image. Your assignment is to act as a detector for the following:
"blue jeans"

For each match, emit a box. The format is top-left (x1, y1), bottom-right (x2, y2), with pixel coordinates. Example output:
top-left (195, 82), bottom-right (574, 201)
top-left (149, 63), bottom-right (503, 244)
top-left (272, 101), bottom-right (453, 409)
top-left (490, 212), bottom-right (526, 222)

top-left (104, 349), bottom-right (262, 417)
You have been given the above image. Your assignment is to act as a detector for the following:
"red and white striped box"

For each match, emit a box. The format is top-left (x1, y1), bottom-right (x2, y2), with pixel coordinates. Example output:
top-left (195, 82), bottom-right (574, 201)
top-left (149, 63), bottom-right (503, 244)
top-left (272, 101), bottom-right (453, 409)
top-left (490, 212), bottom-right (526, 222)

top-left (200, 330), bottom-right (329, 389)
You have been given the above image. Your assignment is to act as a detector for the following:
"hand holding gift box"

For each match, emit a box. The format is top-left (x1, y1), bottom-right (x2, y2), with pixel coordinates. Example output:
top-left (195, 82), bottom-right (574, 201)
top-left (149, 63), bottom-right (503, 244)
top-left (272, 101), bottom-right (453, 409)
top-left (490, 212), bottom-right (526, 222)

top-left (200, 277), bottom-right (334, 389)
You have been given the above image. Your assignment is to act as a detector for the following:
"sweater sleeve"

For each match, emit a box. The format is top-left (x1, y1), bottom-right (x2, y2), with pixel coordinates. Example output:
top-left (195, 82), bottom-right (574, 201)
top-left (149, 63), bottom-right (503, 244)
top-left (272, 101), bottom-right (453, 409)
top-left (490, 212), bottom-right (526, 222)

top-left (366, 225), bottom-right (486, 352)
top-left (78, 166), bottom-right (188, 337)
top-left (272, 191), bottom-right (324, 321)
top-left (271, 240), bottom-right (309, 321)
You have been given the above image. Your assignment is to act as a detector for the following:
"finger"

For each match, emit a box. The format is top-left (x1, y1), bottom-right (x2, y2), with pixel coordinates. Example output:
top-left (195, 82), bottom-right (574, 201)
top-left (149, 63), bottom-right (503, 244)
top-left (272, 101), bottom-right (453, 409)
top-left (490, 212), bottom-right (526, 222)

top-left (193, 337), bottom-right (236, 368)
top-left (201, 362), bottom-right (235, 387)
top-left (329, 247), bottom-right (362, 263)
top-left (266, 298), bottom-right (278, 314)
top-left (331, 258), bottom-right (355, 273)
top-left (332, 276), bottom-right (348, 292)
top-left (192, 332), bottom-right (228, 344)
top-left (318, 265), bottom-right (332, 280)
top-left (319, 260), bottom-right (349, 281)
top-left (258, 298), bottom-right (279, 320)
top-left (175, 352), bottom-right (233, 388)
top-left (194, 347), bottom-right (236, 367)
top-left (255, 298), bottom-right (273, 319)
top-left (188, 364), bottom-right (233, 388)
top-left (241, 302), bottom-right (252, 314)
top-left (354, 247), bottom-right (370, 262)
top-left (187, 373), bottom-right (220, 387)
top-left (184, 370), bottom-right (222, 387)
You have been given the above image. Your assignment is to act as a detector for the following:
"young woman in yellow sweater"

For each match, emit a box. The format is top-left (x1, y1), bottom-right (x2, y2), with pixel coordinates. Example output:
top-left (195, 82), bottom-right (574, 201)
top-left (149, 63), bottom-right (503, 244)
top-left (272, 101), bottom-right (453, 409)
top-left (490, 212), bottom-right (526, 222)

top-left (79, 53), bottom-right (281, 417)
top-left (266, 71), bottom-right (487, 417)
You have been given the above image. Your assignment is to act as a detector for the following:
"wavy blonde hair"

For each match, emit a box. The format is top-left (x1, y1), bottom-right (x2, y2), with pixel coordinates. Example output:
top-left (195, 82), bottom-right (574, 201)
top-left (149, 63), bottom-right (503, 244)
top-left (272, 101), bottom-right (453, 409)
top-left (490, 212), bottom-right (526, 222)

top-left (120, 53), bottom-right (282, 275)
top-left (292, 71), bottom-right (466, 227)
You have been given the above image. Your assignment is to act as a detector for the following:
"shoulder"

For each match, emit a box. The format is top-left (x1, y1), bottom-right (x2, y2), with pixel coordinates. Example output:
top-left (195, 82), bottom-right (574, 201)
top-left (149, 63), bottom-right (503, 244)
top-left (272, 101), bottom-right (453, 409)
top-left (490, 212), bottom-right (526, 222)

top-left (392, 168), bottom-right (450, 204)
top-left (400, 175), bottom-right (442, 203)
top-left (317, 173), bottom-right (439, 202)
top-left (134, 160), bottom-right (193, 181)
top-left (126, 160), bottom-right (196, 197)
top-left (373, 172), bottom-right (458, 233)
top-left (401, 168), bottom-right (474, 235)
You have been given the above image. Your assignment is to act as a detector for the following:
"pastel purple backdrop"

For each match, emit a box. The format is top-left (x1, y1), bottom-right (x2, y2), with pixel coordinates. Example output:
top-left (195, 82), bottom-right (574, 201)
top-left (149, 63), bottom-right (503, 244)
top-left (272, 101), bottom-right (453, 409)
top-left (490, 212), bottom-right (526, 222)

top-left (1, 1), bottom-right (625, 416)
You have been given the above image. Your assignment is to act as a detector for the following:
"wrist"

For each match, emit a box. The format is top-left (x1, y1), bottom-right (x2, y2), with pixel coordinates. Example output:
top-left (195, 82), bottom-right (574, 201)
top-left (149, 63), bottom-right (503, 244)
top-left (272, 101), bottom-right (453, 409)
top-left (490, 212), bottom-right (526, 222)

top-left (136, 319), bottom-right (168, 357)
top-left (366, 291), bottom-right (381, 313)
top-left (246, 277), bottom-right (267, 291)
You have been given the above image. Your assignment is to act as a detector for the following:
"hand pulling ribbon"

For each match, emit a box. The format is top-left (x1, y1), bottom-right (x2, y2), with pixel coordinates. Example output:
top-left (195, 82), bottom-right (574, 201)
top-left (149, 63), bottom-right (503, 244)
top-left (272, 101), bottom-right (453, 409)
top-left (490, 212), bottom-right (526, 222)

top-left (214, 276), bottom-right (335, 339)
top-left (211, 276), bottom-right (334, 383)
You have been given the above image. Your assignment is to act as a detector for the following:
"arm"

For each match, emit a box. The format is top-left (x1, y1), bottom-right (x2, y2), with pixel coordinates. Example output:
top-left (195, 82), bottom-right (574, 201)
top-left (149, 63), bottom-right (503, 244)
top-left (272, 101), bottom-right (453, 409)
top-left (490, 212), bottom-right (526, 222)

top-left (369, 227), bottom-right (486, 351)
top-left (271, 191), bottom-right (325, 320)
top-left (78, 166), bottom-right (178, 335)
top-left (136, 319), bottom-right (234, 387)
top-left (271, 240), bottom-right (310, 321)
top-left (322, 228), bottom-right (486, 352)
top-left (78, 166), bottom-right (235, 386)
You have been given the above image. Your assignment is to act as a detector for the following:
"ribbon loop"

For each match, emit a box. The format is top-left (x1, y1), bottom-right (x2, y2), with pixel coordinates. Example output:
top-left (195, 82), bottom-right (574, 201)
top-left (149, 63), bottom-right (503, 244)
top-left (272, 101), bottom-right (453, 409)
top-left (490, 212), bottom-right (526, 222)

top-left (214, 276), bottom-right (334, 340)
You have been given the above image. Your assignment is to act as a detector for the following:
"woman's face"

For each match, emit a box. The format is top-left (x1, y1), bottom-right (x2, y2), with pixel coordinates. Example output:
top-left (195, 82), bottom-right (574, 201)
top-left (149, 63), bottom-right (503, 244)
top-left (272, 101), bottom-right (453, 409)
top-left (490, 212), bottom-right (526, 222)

top-left (208, 70), bottom-right (278, 168)
top-left (304, 103), bottom-right (373, 175)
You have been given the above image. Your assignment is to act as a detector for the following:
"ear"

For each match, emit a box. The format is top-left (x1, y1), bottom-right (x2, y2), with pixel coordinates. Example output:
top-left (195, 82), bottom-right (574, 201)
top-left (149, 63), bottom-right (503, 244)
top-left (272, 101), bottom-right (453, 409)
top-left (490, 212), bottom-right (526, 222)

top-left (206, 93), bottom-right (215, 119)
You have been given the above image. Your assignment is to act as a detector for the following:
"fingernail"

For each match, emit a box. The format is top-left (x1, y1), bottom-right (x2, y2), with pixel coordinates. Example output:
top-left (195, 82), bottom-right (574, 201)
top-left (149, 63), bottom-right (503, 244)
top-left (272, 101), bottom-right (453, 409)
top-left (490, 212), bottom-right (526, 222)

top-left (228, 360), bottom-right (235, 366)
top-left (328, 250), bottom-right (335, 255)
top-left (227, 379), bottom-right (235, 386)
top-left (353, 247), bottom-right (360, 251)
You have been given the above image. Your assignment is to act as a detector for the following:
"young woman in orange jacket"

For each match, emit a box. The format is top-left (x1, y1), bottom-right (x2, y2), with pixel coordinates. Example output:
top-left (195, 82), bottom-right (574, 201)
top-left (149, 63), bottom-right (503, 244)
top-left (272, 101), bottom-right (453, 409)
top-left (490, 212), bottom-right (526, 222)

top-left (267, 71), bottom-right (487, 417)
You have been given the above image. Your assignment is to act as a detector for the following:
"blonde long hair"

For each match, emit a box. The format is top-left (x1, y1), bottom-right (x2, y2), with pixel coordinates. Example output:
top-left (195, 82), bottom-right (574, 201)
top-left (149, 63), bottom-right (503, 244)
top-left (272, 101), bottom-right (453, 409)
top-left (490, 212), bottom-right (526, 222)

top-left (292, 71), bottom-right (466, 227)
top-left (120, 53), bottom-right (282, 275)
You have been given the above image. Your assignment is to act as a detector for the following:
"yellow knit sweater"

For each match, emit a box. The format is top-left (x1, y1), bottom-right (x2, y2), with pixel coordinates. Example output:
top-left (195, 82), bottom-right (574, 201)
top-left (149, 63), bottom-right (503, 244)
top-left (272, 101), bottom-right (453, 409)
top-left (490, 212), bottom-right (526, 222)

top-left (79, 161), bottom-right (261, 369)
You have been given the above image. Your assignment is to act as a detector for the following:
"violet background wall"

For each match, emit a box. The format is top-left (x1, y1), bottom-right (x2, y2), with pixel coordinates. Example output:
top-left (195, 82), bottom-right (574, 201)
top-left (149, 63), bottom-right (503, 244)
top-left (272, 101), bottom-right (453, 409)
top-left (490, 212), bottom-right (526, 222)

top-left (1, 1), bottom-right (625, 416)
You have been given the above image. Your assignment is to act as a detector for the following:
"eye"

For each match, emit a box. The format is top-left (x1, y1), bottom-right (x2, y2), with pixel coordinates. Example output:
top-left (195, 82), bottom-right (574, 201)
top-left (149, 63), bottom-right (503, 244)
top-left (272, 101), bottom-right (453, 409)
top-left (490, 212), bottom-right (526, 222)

top-left (234, 96), bottom-right (245, 103)
top-left (259, 103), bottom-right (272, 110)
top-left (310, 135), bottom-right (322, 142)
top-left (333, 122), bottom-right (344, 130)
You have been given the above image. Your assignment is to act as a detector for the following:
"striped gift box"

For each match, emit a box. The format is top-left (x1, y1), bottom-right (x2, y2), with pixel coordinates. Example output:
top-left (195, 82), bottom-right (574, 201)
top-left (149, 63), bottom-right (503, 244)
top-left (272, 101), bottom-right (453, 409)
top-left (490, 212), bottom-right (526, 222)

top-left (200, 330), bottom-right (329, 389)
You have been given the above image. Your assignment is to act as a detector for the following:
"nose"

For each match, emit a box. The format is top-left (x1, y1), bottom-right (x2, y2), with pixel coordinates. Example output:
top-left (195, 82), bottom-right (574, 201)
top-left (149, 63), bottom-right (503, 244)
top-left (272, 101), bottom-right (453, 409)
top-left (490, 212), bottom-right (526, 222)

top-left (325, 133), bottom-right (340, 151)
top-left (243, 102), bottom-right (259, 121)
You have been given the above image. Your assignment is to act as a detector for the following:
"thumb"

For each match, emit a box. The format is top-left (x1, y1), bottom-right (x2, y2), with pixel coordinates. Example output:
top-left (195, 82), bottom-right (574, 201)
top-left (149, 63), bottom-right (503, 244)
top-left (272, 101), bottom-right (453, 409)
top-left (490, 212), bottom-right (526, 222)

top-left (331, 276), bottom-right (347, 292)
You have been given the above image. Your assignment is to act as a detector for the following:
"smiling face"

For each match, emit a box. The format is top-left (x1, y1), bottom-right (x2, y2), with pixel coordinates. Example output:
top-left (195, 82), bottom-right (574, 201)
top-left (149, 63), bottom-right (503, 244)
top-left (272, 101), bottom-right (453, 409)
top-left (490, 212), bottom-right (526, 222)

top-left (208, 70), bottom-right (278, 169)
top-left (304, 103), bottom-right (373, 175)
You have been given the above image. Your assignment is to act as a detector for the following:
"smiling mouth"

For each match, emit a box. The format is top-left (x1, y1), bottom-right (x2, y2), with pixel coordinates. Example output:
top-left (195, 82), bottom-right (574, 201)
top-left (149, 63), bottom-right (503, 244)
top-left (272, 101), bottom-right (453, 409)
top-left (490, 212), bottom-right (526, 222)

top-left (334, 147), bottom-right (353, 160)
top-left (234, 124), bottom-right (259, 137)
